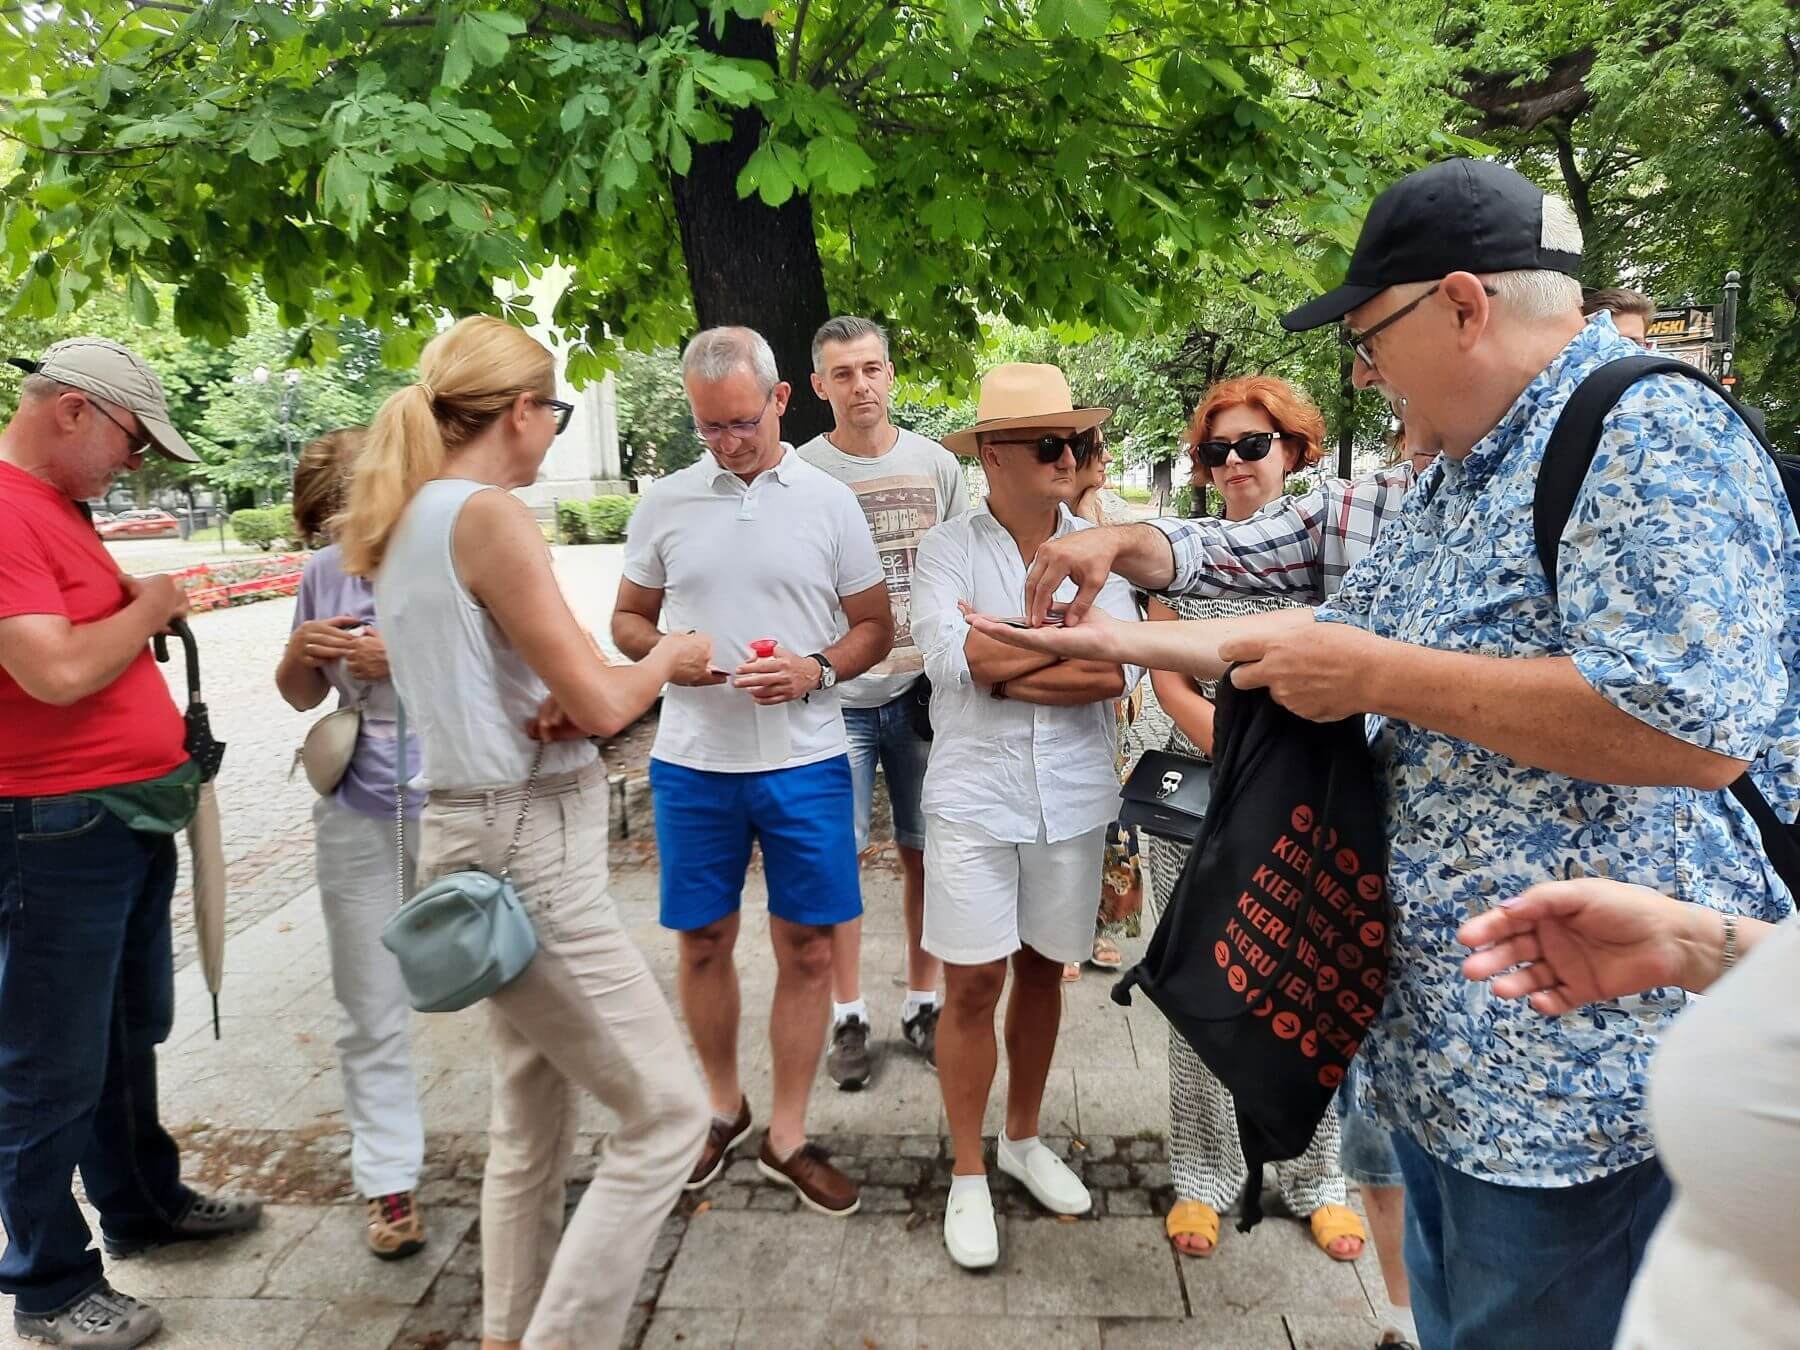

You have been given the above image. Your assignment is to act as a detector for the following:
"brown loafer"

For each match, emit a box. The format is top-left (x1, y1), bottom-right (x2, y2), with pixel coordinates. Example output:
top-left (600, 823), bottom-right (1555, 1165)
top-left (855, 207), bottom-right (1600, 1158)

top-left (367, 1191), bottom-right (426, 1261)
top-left (756, 1133), bottom-right (860, 1216)
top-left (686, 1097), bottom-right (752, 1191)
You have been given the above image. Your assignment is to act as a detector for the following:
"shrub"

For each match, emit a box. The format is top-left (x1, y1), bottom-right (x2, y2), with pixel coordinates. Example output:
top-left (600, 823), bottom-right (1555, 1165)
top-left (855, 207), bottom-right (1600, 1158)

top-left (231, 507), bottom-right (297, 551)
top-left (585, 494), bottom-right (638, 543)
top-left (556, 499), bottom-right (592, 545)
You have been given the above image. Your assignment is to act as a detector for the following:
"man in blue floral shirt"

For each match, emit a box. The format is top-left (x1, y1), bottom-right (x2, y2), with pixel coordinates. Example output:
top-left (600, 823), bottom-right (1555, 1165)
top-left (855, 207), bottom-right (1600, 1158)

top-left (974, 158), bottom-right (1799, 1350)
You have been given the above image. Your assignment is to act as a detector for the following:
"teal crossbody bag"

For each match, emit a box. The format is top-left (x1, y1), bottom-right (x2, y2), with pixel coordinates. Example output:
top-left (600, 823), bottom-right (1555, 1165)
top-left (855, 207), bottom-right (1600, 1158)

top-left (381, 698), bottom-right (542, 1013)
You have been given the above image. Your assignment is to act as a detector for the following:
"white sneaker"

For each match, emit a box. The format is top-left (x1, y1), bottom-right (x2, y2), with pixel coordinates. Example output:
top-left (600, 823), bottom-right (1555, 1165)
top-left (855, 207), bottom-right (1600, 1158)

top-left (943, 1181), bottom-right (999, 1269)
top-left (996, 1135), bottom-right (1091, 1216)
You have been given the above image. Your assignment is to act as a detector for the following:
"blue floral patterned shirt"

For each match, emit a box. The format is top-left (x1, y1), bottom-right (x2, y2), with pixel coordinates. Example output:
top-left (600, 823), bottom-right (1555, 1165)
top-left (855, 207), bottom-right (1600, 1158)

top-left (1319, 313), bottom-right (1800, 1186)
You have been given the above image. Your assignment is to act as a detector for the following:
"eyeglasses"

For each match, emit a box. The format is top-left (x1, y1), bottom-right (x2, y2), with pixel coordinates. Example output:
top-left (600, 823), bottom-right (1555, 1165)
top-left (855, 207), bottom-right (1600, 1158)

top-left (1340, 281), bottom-right (1498, 370)
top-left (693, 390), bottom-right (774, 444)
top-left (84, 397), bottom-right (151, 457)
top-left (988, 430), bottom-right (1100, 466)
top-left (1194, 431), bottom-right (1284, 469)
top-left (538, 398), bottom-right (575, 435)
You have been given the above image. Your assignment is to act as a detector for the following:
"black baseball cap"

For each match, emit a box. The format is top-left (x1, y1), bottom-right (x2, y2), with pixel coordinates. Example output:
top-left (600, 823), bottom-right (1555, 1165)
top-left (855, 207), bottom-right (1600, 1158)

top-left (1281, 158), bottom-right (1583, 332)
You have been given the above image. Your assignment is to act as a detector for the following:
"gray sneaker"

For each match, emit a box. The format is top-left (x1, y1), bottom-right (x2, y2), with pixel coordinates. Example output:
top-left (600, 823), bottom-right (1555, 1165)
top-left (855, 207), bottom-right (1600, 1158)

top-left (102, 1193), bottom-right (263, 1258)
top-left (14, 1282), bottom-right (162, 1348)
top-left (827, 1015), bottom-right (872, 1091)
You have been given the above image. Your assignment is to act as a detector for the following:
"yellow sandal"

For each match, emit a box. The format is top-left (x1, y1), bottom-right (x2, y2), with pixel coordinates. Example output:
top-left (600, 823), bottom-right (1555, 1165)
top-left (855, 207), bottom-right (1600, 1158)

top-left (1165, 1200), bottom-right (1220, 1257)
top-left (1309, 1204), bottom-right (1366, 1261)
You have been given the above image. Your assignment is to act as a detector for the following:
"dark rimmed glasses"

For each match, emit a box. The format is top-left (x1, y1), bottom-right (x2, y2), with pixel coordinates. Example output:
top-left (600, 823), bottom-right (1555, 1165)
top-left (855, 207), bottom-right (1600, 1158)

top-left (989, 429), bottom-right (1101, 466)
top-left (693, 389), bottom-right (774, 444)
top-left (539, 398), bottom-right (575, 435)
top-left (84, 396), bottom-right (151, 456)
top-left (1341, 280), bottom-right (1499, 370)
top-left (1193, 431), bottom-right (1285, 469)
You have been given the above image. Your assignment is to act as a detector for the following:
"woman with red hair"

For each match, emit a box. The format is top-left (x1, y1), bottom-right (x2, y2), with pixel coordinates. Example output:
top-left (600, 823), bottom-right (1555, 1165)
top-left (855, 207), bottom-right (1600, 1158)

top-left (1138, 375), bottom-right (1368, 1267)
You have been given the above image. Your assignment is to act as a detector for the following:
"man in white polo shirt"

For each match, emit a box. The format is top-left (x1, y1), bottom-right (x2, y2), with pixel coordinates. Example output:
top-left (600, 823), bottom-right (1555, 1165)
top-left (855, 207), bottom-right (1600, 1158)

top-left (911, 364), bottom-right (1141, 1270)
top-left (797, 315), bottom-right (969, 1091)
top-left (613, 326), bottom-right (893, 1218)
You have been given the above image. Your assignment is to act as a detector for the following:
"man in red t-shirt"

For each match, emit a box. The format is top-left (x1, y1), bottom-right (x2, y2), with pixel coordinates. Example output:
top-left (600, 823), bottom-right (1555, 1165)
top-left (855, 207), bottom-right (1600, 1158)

top-left (0, 340), bottom-right (262, 1349)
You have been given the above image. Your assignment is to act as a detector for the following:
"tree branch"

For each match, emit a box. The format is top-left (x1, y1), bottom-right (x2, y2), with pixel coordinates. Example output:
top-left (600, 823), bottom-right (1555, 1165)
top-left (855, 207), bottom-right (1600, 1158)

top-left (788, 0), bottom-right (812, 80)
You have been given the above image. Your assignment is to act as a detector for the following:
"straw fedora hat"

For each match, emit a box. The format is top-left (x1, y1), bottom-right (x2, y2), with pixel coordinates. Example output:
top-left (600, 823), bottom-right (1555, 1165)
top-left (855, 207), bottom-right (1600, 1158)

top-left (942, 363), bottom-right (1112, 457)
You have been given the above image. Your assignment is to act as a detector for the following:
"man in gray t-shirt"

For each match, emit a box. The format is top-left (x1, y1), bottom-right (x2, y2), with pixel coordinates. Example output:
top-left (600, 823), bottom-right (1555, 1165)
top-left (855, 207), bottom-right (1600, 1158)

top-left (798, 316), bottom-right (968, 1090)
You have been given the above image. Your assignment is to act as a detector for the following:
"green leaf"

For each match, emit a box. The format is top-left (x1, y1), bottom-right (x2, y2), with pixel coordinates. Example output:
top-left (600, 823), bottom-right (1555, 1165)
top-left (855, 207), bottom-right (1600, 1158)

top-left (245, 121), bottom-right (284, 165)
top-left (669, 128), bottom-right (692, 176)
top-left (693, 63), bottom-right (758, 104)
top-left (462, 11), bottom-right (525, 67)
top-left (442, 31), bottom-right (474, 90)
top-left (1197, 57), bottom-right (1247, 94)
top-left (735, 142), bottom-right (794, 207)
top-left (1036, 0), bottom-right (1109, 40)
top-left (128, 274), bottom-right (159, 325)
top-left (943, 0), bottom-right (984, 49)
top-left (805, 137), bottom-right (876, 195)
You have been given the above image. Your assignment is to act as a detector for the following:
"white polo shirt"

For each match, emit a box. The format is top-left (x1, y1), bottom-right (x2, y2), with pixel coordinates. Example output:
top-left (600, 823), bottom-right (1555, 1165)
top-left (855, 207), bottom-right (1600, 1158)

top-left (622, 445), bottom-right (884, 773)
top-left (911, 501), bottom-right (1143, 844)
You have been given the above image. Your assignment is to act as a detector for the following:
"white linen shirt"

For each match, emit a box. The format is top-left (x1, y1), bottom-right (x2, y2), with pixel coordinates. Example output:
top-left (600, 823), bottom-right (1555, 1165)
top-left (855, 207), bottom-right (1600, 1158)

top-left (912, 501), bottom-right (1142, 843)
top-left (622, 445), bottom-right (884, 773)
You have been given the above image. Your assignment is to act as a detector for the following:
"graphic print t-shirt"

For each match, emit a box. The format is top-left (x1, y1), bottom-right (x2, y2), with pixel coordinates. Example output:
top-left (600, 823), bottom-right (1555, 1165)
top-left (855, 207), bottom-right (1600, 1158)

top-left (797, 427), bottom-right (969, 708)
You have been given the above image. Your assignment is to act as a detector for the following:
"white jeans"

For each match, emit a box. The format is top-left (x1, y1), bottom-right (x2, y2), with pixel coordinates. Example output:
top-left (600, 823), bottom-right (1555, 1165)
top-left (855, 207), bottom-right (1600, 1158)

top-left (312, 795), bottom-right (424, 1198)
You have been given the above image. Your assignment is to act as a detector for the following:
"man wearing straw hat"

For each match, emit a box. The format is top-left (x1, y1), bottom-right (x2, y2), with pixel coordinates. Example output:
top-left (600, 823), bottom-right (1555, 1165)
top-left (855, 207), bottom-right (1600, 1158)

top-left (0, 339), bottom-right (261, 1350)
top-left (910, 363), bottom-right (1142, 1270)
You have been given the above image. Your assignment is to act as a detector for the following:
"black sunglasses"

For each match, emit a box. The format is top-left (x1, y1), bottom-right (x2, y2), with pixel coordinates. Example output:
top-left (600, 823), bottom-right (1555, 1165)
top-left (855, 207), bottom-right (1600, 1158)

top-left (539, 398), bottom-right (575, 435)
top-left (85, 397), bottom-right (151, 456)
top-left (1194, 431), bottom-right (1284, 469)
top-left (990, 430), bottom-right (1100, 466)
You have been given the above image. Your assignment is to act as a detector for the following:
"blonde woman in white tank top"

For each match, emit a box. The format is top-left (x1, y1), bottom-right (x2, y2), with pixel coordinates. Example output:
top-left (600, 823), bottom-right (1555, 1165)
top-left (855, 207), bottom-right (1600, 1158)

top-left (341, 316), bottom-right (716, 1350)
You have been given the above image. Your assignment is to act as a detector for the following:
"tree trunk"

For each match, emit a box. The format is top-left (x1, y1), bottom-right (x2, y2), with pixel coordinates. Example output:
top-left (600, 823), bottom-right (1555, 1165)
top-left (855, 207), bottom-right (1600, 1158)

top-left (668, 15), bottom-right (834, 445)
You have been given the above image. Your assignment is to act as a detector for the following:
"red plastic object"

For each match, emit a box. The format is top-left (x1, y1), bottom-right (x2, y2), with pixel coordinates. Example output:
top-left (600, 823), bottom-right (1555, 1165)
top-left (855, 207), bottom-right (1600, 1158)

top-left (749, 639), bottom-right (778, 659)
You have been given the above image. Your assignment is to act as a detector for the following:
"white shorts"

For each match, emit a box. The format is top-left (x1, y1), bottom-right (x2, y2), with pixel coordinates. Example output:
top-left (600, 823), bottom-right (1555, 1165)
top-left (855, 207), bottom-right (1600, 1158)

top-left (922, 813), bottom-right (1108, 966)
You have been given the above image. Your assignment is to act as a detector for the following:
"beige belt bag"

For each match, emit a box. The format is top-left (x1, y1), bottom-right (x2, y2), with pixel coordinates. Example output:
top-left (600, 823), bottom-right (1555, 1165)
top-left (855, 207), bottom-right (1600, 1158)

top-left (293, 706), bottom-right (362, 796)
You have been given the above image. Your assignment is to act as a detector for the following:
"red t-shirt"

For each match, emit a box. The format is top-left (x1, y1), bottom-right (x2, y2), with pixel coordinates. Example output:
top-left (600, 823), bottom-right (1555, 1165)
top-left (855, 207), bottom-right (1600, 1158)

top-left (0, 461), bottom-right (186, 795)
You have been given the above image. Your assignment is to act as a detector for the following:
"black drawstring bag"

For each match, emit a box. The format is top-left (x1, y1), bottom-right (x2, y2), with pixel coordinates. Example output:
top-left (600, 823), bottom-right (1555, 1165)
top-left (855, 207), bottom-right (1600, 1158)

top-left (1113, 675), bottom-right (1391, 1230)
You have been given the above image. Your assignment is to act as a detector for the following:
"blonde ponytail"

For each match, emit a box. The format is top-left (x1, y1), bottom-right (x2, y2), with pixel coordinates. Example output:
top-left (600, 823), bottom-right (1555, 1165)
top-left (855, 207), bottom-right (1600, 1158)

top-left (339, 315), bottom-right (556, 576)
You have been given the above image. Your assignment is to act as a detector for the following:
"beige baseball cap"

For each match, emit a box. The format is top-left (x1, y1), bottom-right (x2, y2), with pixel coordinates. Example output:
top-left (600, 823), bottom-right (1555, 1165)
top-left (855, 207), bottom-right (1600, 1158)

top-left (7, 337), bottom-right (199, 463)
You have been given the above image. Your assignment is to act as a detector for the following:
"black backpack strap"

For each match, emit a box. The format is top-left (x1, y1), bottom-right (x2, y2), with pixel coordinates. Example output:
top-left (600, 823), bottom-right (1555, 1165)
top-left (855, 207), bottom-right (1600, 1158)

top-left (1535, 355), bottom-right (1800, 893)
top-left (1532, 355), bottom-right (1772, 589)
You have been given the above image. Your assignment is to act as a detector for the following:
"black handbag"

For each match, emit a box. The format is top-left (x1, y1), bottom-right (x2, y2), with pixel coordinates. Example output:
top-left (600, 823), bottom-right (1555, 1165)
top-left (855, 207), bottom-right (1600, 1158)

top-left (1119, 747), bottom-right (1211, 843)
top-left (908, 673), bottom-right (933, 741)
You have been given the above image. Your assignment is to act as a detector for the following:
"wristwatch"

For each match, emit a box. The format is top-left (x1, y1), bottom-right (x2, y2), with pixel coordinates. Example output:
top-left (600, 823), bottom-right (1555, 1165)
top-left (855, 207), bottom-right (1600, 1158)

top-left (808, 653), bottom-right (837, 692)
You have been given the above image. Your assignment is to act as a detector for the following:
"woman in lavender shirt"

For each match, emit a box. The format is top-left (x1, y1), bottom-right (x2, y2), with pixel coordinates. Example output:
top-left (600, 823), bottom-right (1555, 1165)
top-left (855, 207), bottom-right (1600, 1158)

top-left (275, 429), bottom-right (428, 1262)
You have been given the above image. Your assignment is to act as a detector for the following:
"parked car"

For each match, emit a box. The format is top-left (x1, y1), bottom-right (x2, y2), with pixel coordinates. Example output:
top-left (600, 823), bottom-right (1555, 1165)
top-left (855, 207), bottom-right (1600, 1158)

top-left (90, 510), bottom-right (116, 526)
top-left (98, 509), bottom-right (182, 540)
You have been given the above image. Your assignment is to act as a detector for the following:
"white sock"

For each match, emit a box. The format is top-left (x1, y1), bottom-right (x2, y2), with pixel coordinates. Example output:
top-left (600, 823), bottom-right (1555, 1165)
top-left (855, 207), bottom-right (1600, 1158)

top-left (999, 1131), bottom-right (1041, 1161)
top-left (949, 1173), bottom-right (990, 1201)
top-left (1381, 1306), bottom-right (1418, 1343)
top-left (832, 999), bottom-right (868, 1027)
top-left (903, 990), bottom-right (939, 1019)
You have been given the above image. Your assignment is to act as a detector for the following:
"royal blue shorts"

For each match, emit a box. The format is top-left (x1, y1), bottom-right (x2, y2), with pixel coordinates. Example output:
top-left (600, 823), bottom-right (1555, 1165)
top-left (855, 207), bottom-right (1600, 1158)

top-left (649, 755), bottom-right (863, 932)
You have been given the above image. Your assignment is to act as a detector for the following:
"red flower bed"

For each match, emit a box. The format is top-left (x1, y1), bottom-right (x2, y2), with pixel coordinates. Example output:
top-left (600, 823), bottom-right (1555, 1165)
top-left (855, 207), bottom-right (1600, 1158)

top-left (173, 553), bottom-right (305, 613)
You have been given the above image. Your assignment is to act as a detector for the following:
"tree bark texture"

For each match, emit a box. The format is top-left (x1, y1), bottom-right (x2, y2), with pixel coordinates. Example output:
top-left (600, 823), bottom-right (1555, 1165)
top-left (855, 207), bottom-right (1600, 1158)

top-left (668, 15), bottom-right (835, 445)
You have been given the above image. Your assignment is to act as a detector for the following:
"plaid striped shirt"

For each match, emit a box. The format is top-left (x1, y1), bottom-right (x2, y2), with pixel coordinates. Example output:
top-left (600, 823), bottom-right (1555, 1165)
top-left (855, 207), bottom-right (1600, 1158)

top-left (1148, 463), bottom-right (1417, 602)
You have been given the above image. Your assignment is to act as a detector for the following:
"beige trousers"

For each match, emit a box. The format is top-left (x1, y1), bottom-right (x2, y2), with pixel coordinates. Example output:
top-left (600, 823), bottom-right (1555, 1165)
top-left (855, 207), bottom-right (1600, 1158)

top-left (422, 758), bottom-right (708, 1349)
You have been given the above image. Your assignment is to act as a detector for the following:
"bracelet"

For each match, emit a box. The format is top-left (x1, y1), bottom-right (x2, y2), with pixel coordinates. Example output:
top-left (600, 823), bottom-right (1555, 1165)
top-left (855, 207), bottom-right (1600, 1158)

top-left (1722, 912), bottom-right (1740, 971)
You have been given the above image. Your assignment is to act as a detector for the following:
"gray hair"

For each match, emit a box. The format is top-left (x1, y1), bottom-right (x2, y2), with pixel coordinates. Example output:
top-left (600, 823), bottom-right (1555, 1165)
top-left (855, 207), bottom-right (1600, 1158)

top-left (1478, 194), bottom-right (1585, 321)
top-left (19, 373), bottom-right (75, 403)
top-left (811, 316), bottom-right (888, 372)
top-left (682, 326), bottom-right (779, 393)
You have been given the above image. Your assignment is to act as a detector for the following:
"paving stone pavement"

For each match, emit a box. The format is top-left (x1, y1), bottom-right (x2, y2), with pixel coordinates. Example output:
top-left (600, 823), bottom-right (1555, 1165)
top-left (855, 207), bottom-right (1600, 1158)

top-left (6, 544), bottom-right (1395, 1349)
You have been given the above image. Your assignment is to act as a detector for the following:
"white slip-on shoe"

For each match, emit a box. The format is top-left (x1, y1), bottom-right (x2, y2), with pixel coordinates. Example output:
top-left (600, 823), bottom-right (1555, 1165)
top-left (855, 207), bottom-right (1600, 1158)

top-left (996, 1136), bottom-right (1092, 1216)
top-left (944, 1182), bottom-right (1000, 1270)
